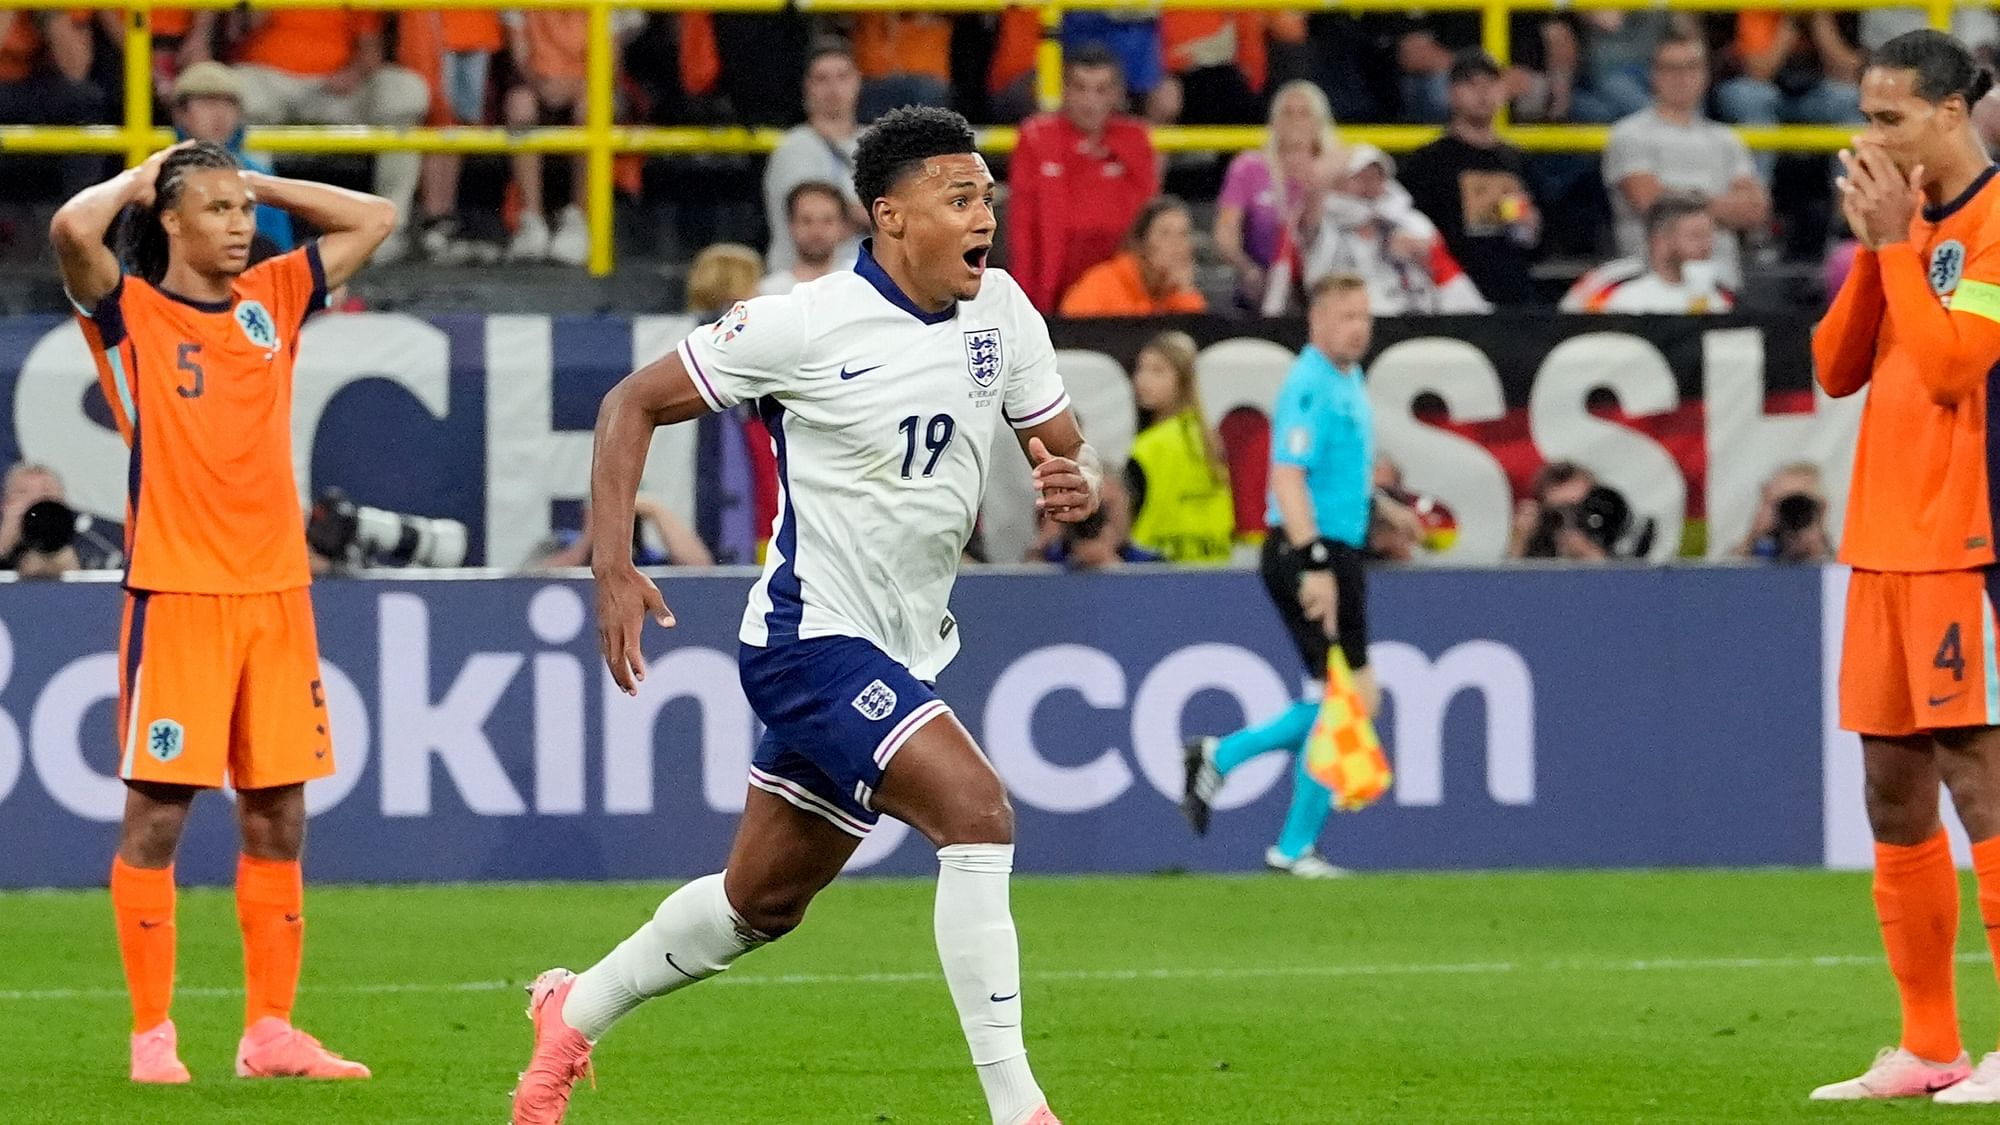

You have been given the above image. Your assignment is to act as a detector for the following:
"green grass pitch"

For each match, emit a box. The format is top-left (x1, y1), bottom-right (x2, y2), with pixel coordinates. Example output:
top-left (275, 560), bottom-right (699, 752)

top-left (3, 869), bottom-right (1992, 1123)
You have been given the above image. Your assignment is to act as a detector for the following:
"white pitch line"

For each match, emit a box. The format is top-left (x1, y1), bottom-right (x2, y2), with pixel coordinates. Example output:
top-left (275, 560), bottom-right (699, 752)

top-left (0, 951), bottom-right (1958, 1004)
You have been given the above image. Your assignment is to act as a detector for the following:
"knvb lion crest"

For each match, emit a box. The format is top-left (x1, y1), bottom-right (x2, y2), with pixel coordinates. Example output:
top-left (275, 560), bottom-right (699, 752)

top-left (1931, 240), bottom-right (1966, 296)
top-left (147, 718), bottom-right (185, 763)
top-left (963, 329), bottom-right (1003, 388)
top-left (236, 300), bottom-right (278, 350)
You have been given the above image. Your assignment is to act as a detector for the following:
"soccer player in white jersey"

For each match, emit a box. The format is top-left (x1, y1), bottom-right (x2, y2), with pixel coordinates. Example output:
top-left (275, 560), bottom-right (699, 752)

top-left (510, 107), bottom-right (1102, 1125)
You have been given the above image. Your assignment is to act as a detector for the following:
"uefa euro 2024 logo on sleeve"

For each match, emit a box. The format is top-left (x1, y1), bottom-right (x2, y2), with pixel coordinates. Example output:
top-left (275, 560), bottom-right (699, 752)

top-left (963, 329), bottom-right (1002, 388)
top-left (711, 302), bottom-right (750, 345)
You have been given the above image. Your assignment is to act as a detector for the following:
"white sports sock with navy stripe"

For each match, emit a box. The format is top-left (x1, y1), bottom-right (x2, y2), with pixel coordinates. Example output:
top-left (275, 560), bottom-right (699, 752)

top-left (936, 843), bottom-right (1046, 1125)
top-left (561, 872), bottom-right (765, 1040)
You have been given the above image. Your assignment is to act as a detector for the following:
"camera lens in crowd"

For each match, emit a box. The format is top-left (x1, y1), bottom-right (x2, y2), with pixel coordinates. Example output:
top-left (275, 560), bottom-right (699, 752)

top-left (1773, 492), bottom-right (1822, 536)
top-left (307, 488), bottom-right (468, 570)
top-left (17, 499), bottom-right (77, 554)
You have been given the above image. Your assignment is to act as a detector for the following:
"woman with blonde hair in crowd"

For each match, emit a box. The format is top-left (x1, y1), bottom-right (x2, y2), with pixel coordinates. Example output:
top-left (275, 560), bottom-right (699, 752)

top-left (685, 242), bottom-right (764, 321)
top-left (1124, 330), bottom-right (1236, 563)
top-left (1213, 79), bottom-right (1343, 311)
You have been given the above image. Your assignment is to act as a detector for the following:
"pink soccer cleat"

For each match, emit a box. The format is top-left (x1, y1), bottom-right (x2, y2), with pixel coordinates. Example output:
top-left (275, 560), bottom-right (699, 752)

top-left (234, 1017), bottom-right (370, 1079)
top-left (1021, 1105), bottom-right (1063, 1124)
top-left (1809, 1046), bottom-right (1969, 1100)
top-left (511, 968), bottom-right (595, 1125)
top-left (130, 1019), bottom-right (191, 1084)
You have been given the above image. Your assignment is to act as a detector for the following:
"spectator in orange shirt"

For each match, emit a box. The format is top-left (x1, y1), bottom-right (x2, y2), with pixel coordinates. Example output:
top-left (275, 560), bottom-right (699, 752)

top-left (400, 10), bottom-right (505, 263)
top-left (144, 9), bottom-right (211, 108)
top-left (231, 9), bottom-right (429, 261)
top-left (1059, 196), bottom-right (1209, 317)
top-left (985, 7), bottom-right (1040, 123)
top-left (502, 9), bottom-right (645, 265)
top-left (1716, 11), bottom-right (1864, 179)
top-left (1155, 11), bottom-right (1268, 125)
top-left (850, 13), bottom-right (952, 121)
top-left (0, 11), bottom-right (104, 199)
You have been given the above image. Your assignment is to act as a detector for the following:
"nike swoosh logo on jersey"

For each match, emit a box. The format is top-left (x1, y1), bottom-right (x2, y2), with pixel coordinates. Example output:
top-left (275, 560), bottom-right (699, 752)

top-left (1931, 692), bottom-right (1965, 707)
top-left (839, 364), bottom-right (882, 381)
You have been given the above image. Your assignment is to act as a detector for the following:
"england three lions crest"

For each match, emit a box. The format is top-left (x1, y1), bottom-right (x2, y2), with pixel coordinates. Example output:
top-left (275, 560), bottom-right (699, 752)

top-left (963, 329), bottom-right (1003, 388)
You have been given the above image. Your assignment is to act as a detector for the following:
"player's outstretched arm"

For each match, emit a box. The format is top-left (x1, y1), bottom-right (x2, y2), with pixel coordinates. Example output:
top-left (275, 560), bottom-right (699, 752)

top-left (49, 143), bottom-right (188, 307)
top-left (1017, 410), bottom-right (1103, 524)
top-left (242, 172), bottom-right (396, 289)
top-left (591, 347), bottom-right (714, 695)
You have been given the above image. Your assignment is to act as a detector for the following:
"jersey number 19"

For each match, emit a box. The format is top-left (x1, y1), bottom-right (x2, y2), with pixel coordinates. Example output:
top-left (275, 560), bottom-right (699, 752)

top-left (898, 414), bottom-right (957, 479)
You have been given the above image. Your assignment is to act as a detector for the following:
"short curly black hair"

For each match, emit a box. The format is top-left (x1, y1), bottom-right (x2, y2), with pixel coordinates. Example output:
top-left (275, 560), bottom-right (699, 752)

top-left (852, 105), bottom-right (979, 225)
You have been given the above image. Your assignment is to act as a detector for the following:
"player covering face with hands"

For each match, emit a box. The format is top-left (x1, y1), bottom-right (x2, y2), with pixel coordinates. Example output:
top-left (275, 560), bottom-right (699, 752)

top-left (512, 107), bottom-right (1100, 1125)
top-left (49, 140), bottom-right (397, 1084)
top-left (1811, 30), bottom-right (2000, 1104)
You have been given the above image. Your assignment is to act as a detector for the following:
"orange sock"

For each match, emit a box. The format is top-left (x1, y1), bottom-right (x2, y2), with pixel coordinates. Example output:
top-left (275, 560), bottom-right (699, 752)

top-left (111, 856), bottom-right (176, 1034)
top-left (236, 854), bottom-right (304, 1029)
top-left (1875, 831), bottom-right (1963, 1063)
top-left (1971, 837), bottom-right (2000, 1050)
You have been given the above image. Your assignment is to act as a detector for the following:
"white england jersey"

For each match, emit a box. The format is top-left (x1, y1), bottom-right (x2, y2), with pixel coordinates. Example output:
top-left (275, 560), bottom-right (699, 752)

top-left (679, 242), bottom-right (1071, 681)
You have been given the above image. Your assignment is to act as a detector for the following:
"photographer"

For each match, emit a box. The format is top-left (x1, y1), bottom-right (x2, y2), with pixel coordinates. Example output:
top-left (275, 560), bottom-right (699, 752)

top-left (1734, 462), bottom-right (1833, 563)
top-left (0, 462), bottom-right (117, 577)
top-left (1028, 475), bottom-right (1159, 571)
top-left (1508, 460), bottom-right (1596, 559)
top-left (529, 495), bottom-right (714, 571)
top-left (1512, 460), bottom-right (1656, 561)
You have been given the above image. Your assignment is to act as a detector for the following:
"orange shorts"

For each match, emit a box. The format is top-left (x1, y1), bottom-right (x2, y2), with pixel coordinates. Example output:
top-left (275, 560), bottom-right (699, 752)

top-left (1841, 568), bottom-right (2000, 737)
top-left (116, 588), bottom-right (335, 790)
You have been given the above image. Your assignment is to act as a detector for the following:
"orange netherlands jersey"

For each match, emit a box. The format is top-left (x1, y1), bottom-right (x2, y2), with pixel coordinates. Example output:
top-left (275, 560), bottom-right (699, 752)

top-left (73, 245), bottom-right (326, 594)
top-left (1815, 166), bottom-right (2000, 574)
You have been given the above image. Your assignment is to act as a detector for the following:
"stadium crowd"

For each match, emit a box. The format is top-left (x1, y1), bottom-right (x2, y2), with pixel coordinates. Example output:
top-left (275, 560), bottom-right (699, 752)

top-left (2, 7), bottom-right (1992, 307)
top-left (0, 6), bottom-right (1886, 578)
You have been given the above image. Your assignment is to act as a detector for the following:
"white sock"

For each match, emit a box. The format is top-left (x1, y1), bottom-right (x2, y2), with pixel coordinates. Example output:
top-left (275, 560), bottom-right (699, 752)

top-left (936, 843), bottom-right (1045, 1125)
top-left (560, 872), bottom-right (765, 1040)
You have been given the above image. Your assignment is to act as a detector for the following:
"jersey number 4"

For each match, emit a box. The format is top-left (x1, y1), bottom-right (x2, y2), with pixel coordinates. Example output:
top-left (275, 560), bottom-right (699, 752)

top-left (1937, 622), bottom-right (1967, 682)
top-left (898, 414), bottom-right (956, 479)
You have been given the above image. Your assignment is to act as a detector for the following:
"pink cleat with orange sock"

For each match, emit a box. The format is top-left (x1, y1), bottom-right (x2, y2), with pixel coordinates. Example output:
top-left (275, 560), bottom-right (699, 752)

top-left (130, 1020), bottom-right (191, 1084)
top-left (511, 968), bottom-right (595, 1125)
top-left (234, 1017), bottom-right (370, 1079)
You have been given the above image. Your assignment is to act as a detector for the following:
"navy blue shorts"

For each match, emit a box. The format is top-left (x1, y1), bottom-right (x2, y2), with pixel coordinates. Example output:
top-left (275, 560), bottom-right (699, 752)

top-left (738, 636), bottom-right (952, 837)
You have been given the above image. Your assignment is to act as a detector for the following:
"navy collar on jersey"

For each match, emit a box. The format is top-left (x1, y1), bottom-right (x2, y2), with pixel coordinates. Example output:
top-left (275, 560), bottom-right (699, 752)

top-left (856, 239), bottom-right (956, 326)
top-left (155, 282), bottom-right (233, 314)
top-left (1924, 163), bottom-right (1999, 223)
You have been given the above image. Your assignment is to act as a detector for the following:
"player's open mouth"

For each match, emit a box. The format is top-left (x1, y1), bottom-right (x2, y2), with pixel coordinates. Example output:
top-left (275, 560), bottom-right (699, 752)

top-left (963, 246), bottom-right (989, 273)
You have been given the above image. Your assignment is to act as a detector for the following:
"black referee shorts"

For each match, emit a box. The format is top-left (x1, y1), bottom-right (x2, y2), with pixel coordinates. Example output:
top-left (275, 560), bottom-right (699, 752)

top-left (1258, 532), bottom-right (1369, 678)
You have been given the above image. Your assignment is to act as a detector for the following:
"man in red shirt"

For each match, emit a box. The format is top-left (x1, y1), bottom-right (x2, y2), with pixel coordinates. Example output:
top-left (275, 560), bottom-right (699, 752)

top-left (1007, 43), bottom-right (1159, 312)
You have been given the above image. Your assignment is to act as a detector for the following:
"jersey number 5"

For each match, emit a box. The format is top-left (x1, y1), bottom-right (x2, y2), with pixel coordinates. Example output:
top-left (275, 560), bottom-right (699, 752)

top-left (175, 343), bottom-right (204, 399)
top-left (898, 414), bottom-right (956, 479)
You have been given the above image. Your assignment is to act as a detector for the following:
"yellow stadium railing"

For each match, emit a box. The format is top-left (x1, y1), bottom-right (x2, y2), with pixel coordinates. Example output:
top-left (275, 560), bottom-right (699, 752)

top-left (0, 0), bottom-right (1959, 276)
